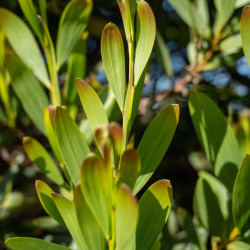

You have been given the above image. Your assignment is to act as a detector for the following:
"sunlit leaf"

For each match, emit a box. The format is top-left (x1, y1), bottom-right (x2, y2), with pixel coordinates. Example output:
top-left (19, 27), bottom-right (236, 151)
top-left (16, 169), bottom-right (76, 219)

top-left (0, 8), bottom-right (50, 87)
top-left (101, 23), bottom-right (126, 110)
top-left (116, 184), bottom-right (138, 250)
top-left (189, 91), bottom-right (242, 191)
top-left (80, 154), bottom-right (112, 237)
top-left (5, 237), bottom-right (70, 250)
top-left (134, 104), bottom-right (179, 194)
top-left (52, 193), bottom-right (87, 249)
top-left (76, 78), bottom-right (109, 133)
top-left (35, 180), bottom-right (65, 227)
top-left (56, 0), bottom-right (92, 68)
top-left (74, 184), bottom-right (107, 249)
top-left (136, 180), bottom-right (172, 249)
top-left (117, 149), bottom-right (141, 190)
top-left (23, 137), bottom-right (64, 186)
top-left (134, 0), bottom-right (156, 86)
top-left (233, 155), bottom-right (250, 232)
top-left (55, 107), bottom-right (90, 186)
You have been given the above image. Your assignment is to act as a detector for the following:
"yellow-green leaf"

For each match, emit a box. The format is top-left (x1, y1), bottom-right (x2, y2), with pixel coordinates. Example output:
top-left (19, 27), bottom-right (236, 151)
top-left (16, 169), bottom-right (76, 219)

top-left (134, 0), bottom-right (156, 86)
top-left (52, 193), bottom-right (87, 249)
top-left (35, 180), bottom-right (65, 227)
top-left (55, 107), bottom-right (90, 186)
top-left (136, 180), bottom-right (173, 249)
top-left (101, 23), bottom-right (126, 111)
top-left (134, 104), bottom-right (179, 194)
top-left (76, 78), bottom-right (109, 133)
top-left (241, 6), bottom-right (250, 68)
top-left (23, 137), bottom-right (64, 186)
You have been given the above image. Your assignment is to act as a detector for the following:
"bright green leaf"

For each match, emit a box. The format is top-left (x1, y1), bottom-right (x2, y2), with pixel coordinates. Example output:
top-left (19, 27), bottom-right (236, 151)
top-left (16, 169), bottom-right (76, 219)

top-left (76, 78), bottom-right (109, 133)
top-left (38, 0), bottom-right (47, 25)
top-left (136, 180), bottom-right (173, 249)
top-left (56, 0), bottom-right (92, 69)
top-left (35, 180), bottom-right (66, 227)
top-left (80, 154), bottom-right (112, 237)
top-left (134, 0), bottom-right (156, 86)
top-left (55, 107), bottom-right (90, 186)
top-left (23, 137), bottom-right (64, 186)
top-left (5, 53), bottom-right (49, 134)
top-left (117, 149), bottom-right (141, 190)
top-left (219, 33), bottom-right (241, 54)
top-left (74, 184), bottom-right (107, 249)
top-left (134, 104), bottom-right (179, 194)
top-left (236, 0), bottom-right (250, 8)
top-left (18, 0), bottom-right (44, 43)
top-left (241, 6), bottom-right (250, 68)
top-left (227, 240), bottom-right (250, 249)
top-left (52, 193), bottom-right (87, 250)
top-left (0, 8), bottom-right (50, 87)
top-left (101, 23), bottom-right (126, 110)
top-left (189, 91), bottom-right (242, 190)
top-left (5, 237), bottom-right (70, 250)
top-left (233, 155), bottom-right (250, 232)
top-left (116, 184), bottom-right (138, 250)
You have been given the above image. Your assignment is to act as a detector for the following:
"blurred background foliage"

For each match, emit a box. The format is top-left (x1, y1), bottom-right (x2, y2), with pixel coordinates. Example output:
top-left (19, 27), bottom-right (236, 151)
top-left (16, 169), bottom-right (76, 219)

top-left (1, 0), bottom-right (250, 249)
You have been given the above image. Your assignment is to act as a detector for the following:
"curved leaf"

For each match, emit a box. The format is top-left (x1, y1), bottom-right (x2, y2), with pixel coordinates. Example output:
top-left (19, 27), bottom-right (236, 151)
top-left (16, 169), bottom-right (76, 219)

top-left (134, 104), bottom-right (179, 194)
top-left (76, 78), bottom-right (109, 133)
top-left (56, 0), bottom-right (92, 68)
top-left (0, 8), bottom-right (50, 87)
top-left (134, 0), bottom-right (156, 86)
top-left (55, 107), bottom-right (90, 186)
top-left (136, 180), bottom-right (172, 249)
top-left (35, 180), bottom-right (65, 227)
top-left (101, 23), bottom-right (126, 110)
top-left (5, 237), bottom-right (70, 250)
top-left (23, 137), bottom-right (64, 186)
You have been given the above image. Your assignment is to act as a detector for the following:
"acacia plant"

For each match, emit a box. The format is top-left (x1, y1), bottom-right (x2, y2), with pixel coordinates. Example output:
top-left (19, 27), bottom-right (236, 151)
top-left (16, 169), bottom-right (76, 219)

top-left (5, 1), bottom-right (180, 249)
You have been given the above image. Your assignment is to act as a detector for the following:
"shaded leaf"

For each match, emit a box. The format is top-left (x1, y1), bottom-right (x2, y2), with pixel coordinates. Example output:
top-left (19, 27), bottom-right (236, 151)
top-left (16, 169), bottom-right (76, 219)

top-left (76, 78), bottom-right (109, 133)
top-left (80, 154), bottom-right (112, 237)
top-left (55, 107), bottom-right (90, 186)
top-left (134, 104), bottom-right (179, 194)
top-left (5, 53), bottom-right (49, 134)
top-left (134, 0), bottom-right (156, 86)
top-left (117, 149), bottom-right (141, 190)
top-left (101, 23), bottom-right (126, 110)
top-left (38, 0), bottom-right (47, 25)
top-left (233, 155), bottom-right (250, 232)
top-left (5, 237), bottom-right (70, 250)
top-left (52, 193), bottom-right (87, 249)
top-left (74, 184), bottom-right (107, 249)
top-left (116, 184), bottom-right (138, 250)
top-left (23, 137), bottom-right (64, 186)
top-left (56, 0), bottom-right (92, 68)
top-left (189, 91), bottom-right (242, 190)
top-left (136, 180), bottom-right (172, 249)
top-left (35, 180), bottom-right (65, 227)
top-left (0, 8), bottom-right (50, 87)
